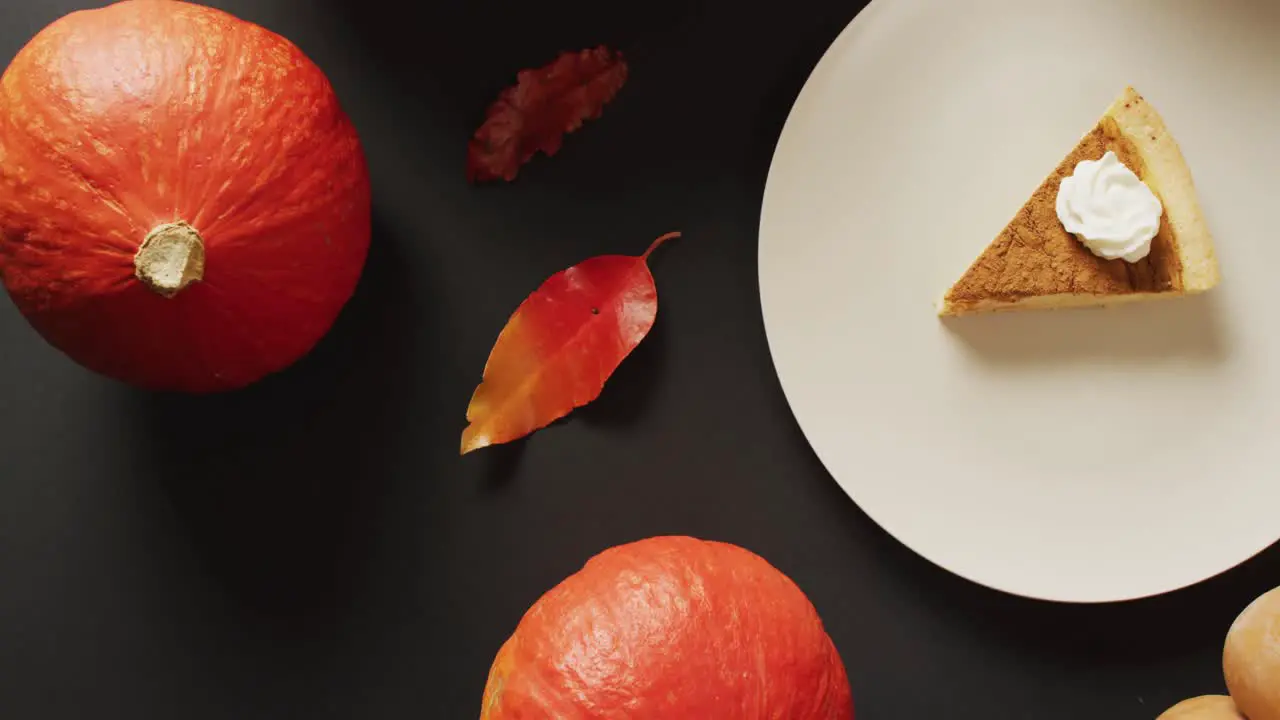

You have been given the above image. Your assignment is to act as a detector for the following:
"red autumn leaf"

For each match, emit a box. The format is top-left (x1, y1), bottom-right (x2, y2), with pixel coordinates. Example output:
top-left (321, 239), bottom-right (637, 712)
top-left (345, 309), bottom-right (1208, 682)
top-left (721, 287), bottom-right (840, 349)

top-left (467, 46), bottom-right (628, 183)
top-left (461, 231), bottom-right (680, 454)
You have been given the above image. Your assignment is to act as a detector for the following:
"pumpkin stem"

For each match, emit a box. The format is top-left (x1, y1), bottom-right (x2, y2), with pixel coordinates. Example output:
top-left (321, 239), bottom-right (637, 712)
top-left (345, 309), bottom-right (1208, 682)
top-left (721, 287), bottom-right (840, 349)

top-left (134, 222), bottom-right (206, 298)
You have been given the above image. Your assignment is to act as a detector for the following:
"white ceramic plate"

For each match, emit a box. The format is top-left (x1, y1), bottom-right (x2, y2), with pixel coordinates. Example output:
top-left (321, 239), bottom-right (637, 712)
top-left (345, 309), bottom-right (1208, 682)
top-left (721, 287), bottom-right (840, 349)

top-left (759, 0), bottom-right (1280, 602)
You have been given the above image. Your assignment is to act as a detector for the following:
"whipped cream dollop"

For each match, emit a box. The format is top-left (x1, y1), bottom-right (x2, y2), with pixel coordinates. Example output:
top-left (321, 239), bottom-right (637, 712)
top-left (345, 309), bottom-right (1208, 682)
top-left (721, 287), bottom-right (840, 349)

top-left (1055, 150), bottom-right (1163, 262)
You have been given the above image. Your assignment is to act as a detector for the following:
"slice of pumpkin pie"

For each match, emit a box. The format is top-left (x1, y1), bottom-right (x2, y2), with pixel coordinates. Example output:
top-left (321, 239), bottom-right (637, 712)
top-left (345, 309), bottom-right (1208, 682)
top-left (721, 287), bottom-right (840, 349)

top-left (939, 87), bottom-right (1220, 316)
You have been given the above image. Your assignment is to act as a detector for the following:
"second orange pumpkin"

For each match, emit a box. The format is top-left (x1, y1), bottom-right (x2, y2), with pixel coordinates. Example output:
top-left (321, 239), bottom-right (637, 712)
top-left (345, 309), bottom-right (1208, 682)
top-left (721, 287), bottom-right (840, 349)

top-left (480, 535), bottom-right (854, 719)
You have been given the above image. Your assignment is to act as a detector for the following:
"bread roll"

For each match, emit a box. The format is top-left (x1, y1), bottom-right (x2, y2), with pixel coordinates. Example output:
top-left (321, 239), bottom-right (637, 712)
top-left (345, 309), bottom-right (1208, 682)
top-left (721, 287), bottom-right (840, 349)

top-left (1156, 695), bottom-right (1245, 719)
top-left (1224, 586), bottom-right (1280, 720)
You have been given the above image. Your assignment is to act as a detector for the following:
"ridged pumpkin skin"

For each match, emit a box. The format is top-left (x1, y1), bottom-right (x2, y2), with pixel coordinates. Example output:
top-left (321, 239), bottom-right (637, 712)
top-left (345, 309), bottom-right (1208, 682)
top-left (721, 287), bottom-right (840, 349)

top-left (0, 0), bottom-right (370, 392)
top-left (480, 536), bottom-right (854, 719)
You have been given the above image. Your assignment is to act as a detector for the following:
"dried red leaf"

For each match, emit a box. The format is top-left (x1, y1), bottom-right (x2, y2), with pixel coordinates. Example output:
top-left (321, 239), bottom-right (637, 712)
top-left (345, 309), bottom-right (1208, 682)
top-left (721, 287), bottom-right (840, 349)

top-left (461, 232), bottom-right (680, 454)
top-left (467, 46), bottom-right (628, 183)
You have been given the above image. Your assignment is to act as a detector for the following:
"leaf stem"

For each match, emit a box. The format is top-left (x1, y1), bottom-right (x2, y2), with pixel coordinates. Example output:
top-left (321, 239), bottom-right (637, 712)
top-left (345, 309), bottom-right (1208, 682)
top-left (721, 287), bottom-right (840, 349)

top-left (641, 231), bottom-right (682, 260)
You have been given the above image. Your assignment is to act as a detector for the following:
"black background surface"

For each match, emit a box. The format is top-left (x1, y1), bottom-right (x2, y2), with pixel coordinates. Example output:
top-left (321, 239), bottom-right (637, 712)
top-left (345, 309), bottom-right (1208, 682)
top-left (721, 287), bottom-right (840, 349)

top-left (1, 1), bottom-right (1277, 718)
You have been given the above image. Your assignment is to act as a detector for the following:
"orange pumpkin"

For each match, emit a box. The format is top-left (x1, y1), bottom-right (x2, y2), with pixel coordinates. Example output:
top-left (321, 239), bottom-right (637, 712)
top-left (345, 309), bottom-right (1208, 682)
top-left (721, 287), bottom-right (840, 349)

top-left (0, 1), bottom-right (370, 392)
top-left (480, 536), bottom-right (854, 719)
